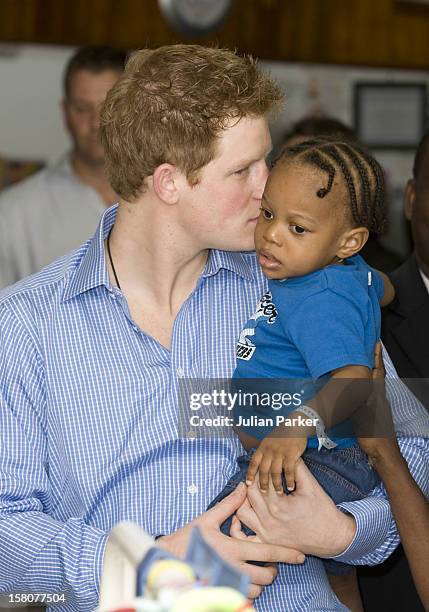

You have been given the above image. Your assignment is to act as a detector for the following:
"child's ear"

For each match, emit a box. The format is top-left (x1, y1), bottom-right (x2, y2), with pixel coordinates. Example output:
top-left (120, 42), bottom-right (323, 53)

top-left (336, 227), bottom-right (369, 259)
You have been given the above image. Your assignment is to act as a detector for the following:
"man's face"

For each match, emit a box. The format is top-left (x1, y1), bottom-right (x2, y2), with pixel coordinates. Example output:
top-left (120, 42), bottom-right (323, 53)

top-left (406, 164), bottom-right (429, 272)
top-left (255, 161), bottom-right (348, 279)
top-left (63, 69), bottom-right (121, 167)
top-left (177, 115), bottom-right (272, 252)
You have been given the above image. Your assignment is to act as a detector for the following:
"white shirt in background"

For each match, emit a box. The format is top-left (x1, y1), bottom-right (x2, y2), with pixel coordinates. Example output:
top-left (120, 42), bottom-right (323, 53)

top-left (0, 153), bottom-right (107, 289)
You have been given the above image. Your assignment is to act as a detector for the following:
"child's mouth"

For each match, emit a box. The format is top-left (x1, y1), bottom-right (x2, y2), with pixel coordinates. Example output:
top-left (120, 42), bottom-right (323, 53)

top-left (258, 250), bottom-right (282, 269)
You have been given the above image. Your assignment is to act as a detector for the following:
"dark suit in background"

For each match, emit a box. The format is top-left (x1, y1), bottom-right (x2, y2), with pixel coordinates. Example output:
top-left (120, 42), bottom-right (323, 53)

top-left (358, 255), bottom-right (428, 611)
top-left (382, 254), bottom-right (429, 410)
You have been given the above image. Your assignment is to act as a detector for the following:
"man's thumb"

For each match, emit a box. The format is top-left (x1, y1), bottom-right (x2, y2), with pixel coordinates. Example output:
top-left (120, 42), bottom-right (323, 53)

top-left (208, 482), bottom-right (247, 525)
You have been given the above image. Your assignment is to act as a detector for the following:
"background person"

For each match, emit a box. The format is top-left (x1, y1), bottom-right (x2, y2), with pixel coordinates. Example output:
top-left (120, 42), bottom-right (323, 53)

top-left (0, 45), bottom-right (126, 289)
top-left (358, 128), bottom-right (429, 612)
top-left (382, 127), bottom-right (429, 408)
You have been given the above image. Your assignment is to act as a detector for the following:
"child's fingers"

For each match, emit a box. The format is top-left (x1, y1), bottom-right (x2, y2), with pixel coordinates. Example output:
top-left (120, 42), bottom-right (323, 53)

top-left (283, 458), bottom-right (296, 492)
top-left (246, 451), bottom-right (263, 485)
top-left (258, 455), bottom-right (273, 492)
top-left (270, 456), bottom-right (284, 494)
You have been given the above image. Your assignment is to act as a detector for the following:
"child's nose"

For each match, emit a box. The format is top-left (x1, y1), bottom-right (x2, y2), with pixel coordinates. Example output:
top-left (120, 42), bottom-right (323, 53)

top-left (263, 224), bottom-right (282, 246)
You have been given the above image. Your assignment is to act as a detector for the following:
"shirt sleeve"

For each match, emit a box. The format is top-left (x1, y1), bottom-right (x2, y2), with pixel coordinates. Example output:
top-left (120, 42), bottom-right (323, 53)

top-left (0, 304), bottom-right (108, 611)
top-left (370, 268), bottom-right (384, 303)
top-left (353, 255), bottom-right (384, 303)
top-left (285, 290), bottom-right (372, 379)
top-left (330, 435), bottom-right (429, 565)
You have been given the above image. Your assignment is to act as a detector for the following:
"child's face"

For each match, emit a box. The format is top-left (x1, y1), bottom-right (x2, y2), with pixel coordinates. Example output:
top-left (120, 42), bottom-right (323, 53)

top-left (255, 161), bottom-right (350, 279)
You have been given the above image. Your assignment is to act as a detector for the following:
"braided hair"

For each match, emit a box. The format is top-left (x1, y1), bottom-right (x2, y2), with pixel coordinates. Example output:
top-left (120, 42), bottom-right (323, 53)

top-left (277, 138), bottom-right (386, 235)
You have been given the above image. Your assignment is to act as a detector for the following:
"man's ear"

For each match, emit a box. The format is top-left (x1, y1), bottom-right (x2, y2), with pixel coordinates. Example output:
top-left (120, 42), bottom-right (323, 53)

top-left (404, 178), bottom-right (416, 221)
top-left (336, 227), bottom-right (369, 260)
top-left (152, 164), bottom-right (180, 205)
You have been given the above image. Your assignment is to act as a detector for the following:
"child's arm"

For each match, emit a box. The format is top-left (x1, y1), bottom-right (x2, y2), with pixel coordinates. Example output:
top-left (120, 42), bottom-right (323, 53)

top-left (378, 270), bottom-right (395, 307)
top-left (306, 364), bottom-right (372, 428)
top-left (245, 364), bottom-right (372, 493)
top-left (236, 427), bottom-right (259, 452)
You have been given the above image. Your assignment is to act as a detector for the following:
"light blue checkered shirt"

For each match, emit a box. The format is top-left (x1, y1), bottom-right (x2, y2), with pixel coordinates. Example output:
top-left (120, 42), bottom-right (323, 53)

top-left (1, 205), bottom-right (428, 611)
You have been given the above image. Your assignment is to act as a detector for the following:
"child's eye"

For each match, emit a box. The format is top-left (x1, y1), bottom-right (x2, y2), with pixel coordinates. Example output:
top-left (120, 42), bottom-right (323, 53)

top-left (290, 225), bottom-right (306, 235)
top-left (234, 166), bottom-right (249, 176)
top-left (259, 207), bottom-right (273, 220)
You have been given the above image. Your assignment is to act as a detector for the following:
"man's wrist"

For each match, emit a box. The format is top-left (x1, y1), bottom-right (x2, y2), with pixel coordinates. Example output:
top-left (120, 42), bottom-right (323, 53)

top-left (333, 497), bottom-right (392, 563)
top-left (331, 511), bottom-right (357, 556)
top-left (156, 532), bottom-right (180, 556)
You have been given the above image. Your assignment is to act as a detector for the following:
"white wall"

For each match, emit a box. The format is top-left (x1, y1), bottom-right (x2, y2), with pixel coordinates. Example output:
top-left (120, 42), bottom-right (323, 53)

top-left (0, 43), bottom-right (75, 163)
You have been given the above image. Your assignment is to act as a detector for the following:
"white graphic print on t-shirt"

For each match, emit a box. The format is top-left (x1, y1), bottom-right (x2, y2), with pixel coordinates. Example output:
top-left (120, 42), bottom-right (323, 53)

top-left (236, 291), bottom-right (277, 361)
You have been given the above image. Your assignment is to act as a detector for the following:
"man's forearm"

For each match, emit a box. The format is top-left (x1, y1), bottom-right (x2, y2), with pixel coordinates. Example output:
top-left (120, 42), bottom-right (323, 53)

top-left (333, 436), bottom-right (429, 566)
top-left (0, 512), bottom-right (107, 611)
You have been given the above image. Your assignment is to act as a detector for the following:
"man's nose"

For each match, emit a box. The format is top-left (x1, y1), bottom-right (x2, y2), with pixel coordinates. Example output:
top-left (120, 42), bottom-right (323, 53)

top-left (255, 160), bottom-right (270, 199)
top-left (90, 106), bottom-right (101, 131)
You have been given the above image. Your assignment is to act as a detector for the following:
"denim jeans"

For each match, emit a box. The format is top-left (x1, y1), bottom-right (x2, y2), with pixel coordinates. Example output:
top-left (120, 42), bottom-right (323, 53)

top-left (207, 443), bottom-right (380, 575)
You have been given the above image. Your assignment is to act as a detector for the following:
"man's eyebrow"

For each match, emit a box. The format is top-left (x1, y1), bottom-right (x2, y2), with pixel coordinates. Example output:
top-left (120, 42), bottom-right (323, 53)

top-left (68, 97), bottom-right (97, 106)
top-left (235, 147), bottom-right (272, 169)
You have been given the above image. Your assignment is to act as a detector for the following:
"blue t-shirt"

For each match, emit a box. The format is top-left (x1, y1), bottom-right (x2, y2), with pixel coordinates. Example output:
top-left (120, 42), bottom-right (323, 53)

top-left (233, 255), bottom-right (383, 447)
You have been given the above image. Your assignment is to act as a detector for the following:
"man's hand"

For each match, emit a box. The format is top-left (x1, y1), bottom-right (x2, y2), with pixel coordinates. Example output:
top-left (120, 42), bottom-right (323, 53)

top-left (237, 460), bottom-right (356, 558)
top-left (157, 482), bottom-right (305, 600)
top-left (356, 341), bottom-right (397, 460)
top-left (246, 434), bottom-right (307, 493)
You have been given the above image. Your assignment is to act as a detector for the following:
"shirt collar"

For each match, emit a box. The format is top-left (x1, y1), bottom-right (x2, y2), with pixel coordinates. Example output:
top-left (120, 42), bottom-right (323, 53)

top-left (419, 267), bottom-right (429, 296)
top-left (63, 204), bottom-right (256, 301)
top-left (62, 204), bottom-right (117, 301)
top-left (202, 249), bottom-right (256, 281)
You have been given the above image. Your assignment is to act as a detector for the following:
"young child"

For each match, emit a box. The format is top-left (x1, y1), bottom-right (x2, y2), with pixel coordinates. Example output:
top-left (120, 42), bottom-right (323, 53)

top-left (208, 138), bottom-right (395, 607)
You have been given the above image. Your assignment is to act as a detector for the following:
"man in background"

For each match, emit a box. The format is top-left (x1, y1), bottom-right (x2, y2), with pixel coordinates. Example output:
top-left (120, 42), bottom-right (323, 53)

top-left (358, 129), bottom-right (429, 612)
top-left (0, 45), bottom-right (126, 288)
top-left (382, 127), bottom-right (429, 409)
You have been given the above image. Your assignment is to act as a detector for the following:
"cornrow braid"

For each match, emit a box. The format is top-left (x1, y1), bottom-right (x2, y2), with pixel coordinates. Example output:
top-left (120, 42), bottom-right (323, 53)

top-left (317, 145), bottom-right (360, 225)
top-left (366, 155), bottom-right (386, 234)
top-left (307, 152), bottom-right (335, 198)
top-left (338, 142), bottom-right (371, 227)
top-left (279, 137), bottom-right (386, 234)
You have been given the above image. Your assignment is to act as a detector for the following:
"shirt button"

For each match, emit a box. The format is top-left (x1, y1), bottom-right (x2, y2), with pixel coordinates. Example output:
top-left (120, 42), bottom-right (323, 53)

top-left (177, 367), bottom-right (185, 378)
top-left (187, 431), bottom-right (197, 440)
top-left (109, 292), bottom-right (116, 299)
top-left (187, 484), bottom-right (198, 495)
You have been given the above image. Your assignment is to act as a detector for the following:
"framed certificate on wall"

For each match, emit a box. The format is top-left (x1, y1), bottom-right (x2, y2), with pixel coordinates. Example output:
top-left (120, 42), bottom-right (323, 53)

top-left (354, 82), bottom-right (427, 149)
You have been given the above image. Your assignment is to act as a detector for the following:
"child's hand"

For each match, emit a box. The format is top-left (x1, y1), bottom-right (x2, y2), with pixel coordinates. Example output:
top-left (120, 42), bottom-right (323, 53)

top-left (246, 434), bottom-right (307, 494)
